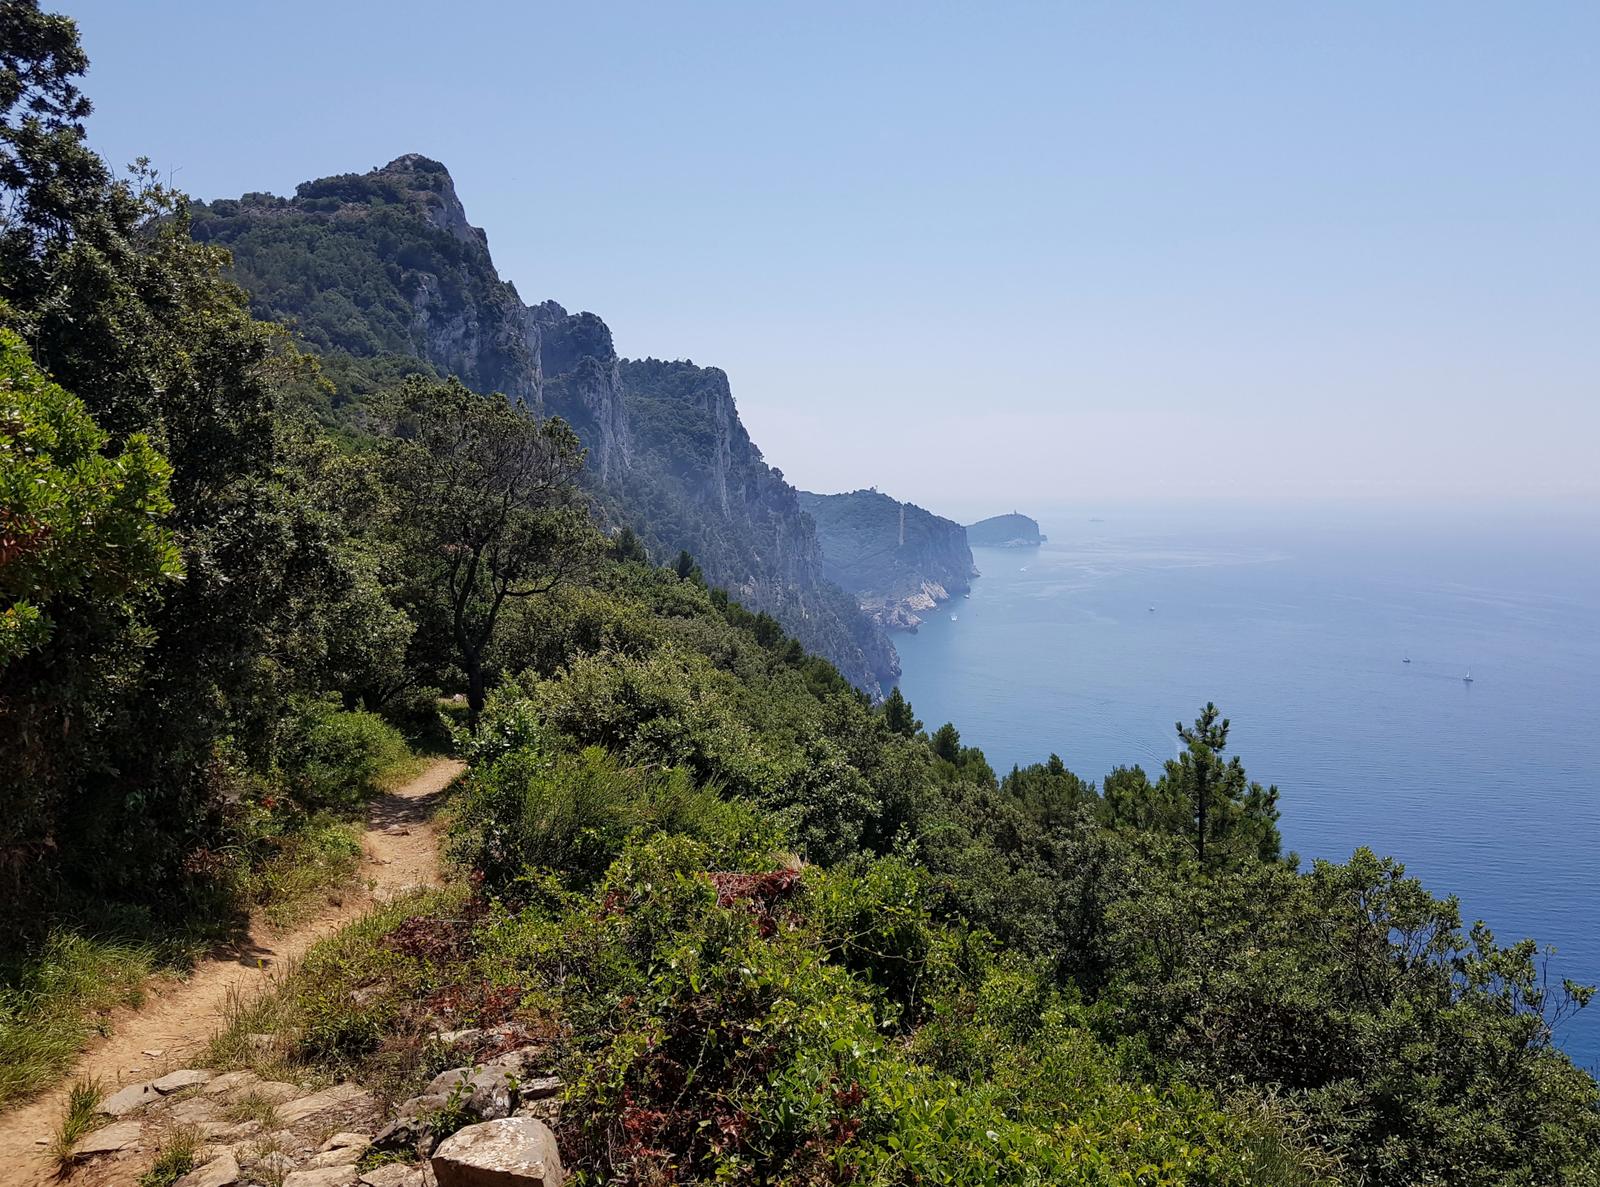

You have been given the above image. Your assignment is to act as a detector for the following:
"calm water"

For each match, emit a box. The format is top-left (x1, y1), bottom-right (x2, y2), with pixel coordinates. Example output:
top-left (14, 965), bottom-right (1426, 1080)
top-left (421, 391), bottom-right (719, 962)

top-left (894, 505), bottom-right (1600, 1069)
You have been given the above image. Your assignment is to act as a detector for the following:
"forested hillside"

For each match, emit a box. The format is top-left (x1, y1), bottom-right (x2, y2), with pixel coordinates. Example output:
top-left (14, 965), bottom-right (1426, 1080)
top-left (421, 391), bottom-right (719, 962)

top-left (2, 6), bottom-right (1598, 1185)
top-left (186, 157), bottom-right (898, 696)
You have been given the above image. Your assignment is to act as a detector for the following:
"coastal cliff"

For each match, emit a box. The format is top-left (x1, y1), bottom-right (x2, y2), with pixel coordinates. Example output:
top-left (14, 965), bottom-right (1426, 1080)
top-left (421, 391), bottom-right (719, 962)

top-left (798, 489), bottom-right (978, 629)
top-left (192, 155), bottom-right (898, 694)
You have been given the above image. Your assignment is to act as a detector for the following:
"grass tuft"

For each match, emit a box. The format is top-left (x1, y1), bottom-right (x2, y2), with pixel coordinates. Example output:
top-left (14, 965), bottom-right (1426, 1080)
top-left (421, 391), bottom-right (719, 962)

top-left (50, 1076), bottom-right (105, 1166)
top-left (0, 932), bottom-right (156, 1108)
top-left (136, 1121), bottom-right (203, 1187)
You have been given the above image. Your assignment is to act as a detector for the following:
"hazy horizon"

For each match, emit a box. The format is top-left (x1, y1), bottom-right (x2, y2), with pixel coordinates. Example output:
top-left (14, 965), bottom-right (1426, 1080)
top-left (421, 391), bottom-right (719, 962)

top-left (60, 0), bottom-right (1599, 511)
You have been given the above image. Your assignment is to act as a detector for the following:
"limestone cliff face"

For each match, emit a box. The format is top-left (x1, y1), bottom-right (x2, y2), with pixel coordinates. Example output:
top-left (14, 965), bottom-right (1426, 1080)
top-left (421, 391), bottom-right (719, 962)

top-left (193, 155), bottom-right (897, 695)
top-left (531, 303), bottom-right (631, 485)
top-left (798, 490), bottom-right (978, 629)
top-left (619, 360), bottom-right (899, 688)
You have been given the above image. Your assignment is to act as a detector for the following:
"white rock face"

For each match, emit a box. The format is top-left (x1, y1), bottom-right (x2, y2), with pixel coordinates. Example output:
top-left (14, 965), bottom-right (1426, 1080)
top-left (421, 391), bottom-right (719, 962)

top-left (431, 1117), bottom-right (562, 1186)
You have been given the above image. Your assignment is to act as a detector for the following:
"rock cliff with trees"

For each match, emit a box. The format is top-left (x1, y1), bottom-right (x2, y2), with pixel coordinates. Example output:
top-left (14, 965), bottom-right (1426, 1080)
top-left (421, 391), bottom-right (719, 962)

top-left (2, 7), bottom-right (1598, 1185)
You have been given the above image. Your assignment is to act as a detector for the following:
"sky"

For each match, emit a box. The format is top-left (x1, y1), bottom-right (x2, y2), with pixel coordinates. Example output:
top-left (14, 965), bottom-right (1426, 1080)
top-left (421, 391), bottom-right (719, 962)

top-left (58, 1), bottom-right (1600, 515)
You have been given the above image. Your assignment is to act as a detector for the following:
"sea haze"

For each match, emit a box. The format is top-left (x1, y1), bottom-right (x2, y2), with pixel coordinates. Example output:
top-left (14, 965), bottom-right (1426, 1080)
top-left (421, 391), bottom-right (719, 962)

top-left (893, 503), bottom-right (1600, 1070)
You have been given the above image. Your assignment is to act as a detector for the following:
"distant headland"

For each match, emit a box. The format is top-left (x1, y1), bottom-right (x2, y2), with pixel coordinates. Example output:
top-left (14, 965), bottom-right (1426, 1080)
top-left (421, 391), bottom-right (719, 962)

top-left (966, 511), bottom-right (1045, 548)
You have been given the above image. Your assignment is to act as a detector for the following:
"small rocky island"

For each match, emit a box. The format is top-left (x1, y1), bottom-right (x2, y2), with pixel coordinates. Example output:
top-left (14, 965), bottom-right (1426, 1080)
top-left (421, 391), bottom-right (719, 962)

top-left (799, 489), bottom-right (977, 629)
top-left (966, 511), bottom-right (1044, 547)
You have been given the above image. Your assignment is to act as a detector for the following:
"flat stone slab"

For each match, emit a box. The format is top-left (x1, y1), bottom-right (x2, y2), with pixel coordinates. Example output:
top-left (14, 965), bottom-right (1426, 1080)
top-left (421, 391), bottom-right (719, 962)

top-left (321, 1131), bottom-right (372, 1152)
top-left (74, 1119), bottom-right (144, 1158)
top-left (168, 1096), bottom-right (219, 1124)
top-left (99, 1080), bottom-right (160, 1117)
top-left (313, 1144), bottom-right (368, 1168)
top-left (360, 1167), bottom-right (427, 1187)
top-left (175, 1151), bottom-right (241, 1187)
top-left (153, 1068), bottom-right (216, 1093)
top-left (431, 1117), bottom-right (562, 1186)
top-left (253, 1080), bottom-right (306, 1103)
top-left (201, 1118), bottom-right (261, 1140)
top-left (278, 1082), bottom-right (373, 1124)
top-left (284, 1167), bottom-right (360, 1187)
top-left (204, 1070), bottom-right (261, 1096)
top-left (518, 1077), bottom-right (562, 1100)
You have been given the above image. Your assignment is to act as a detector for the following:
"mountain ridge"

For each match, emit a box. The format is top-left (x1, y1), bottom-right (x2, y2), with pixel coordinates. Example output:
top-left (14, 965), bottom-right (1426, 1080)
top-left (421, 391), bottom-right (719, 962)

top-left (191, 154), bottom-right (899, 693)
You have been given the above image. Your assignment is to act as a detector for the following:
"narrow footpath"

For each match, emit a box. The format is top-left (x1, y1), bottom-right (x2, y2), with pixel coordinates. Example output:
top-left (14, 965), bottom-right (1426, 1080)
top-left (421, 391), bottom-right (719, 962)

top-left (0, 758), bottom-right (464, 1186)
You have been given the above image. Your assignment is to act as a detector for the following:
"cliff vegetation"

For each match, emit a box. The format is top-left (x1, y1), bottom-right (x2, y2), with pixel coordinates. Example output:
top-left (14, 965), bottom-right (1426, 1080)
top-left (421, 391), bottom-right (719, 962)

top-left (2, 8), bottom-right (1598, 1184)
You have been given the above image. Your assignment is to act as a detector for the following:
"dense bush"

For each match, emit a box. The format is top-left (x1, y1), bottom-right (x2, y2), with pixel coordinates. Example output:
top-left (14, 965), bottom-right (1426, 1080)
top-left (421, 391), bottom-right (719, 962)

top-left (280, 697), bottom-right (416, 809)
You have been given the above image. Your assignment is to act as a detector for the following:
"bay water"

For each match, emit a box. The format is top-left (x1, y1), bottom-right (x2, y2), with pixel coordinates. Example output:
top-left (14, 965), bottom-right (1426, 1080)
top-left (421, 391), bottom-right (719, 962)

top-left (893, 504), bottom-right (1600, 1069)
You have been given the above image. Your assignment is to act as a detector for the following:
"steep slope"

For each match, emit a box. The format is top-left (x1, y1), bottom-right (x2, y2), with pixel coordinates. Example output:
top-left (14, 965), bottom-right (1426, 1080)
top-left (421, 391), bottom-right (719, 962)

top-left (799, 489), bottom-right (977, 628)
top-left (967, 511), bottom-right (1043, 547)
top-left (190, 155), bottom-right (897, 693)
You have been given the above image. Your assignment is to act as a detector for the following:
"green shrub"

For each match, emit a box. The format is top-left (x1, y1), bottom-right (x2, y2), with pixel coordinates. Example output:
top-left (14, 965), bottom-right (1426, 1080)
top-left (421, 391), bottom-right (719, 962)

top-left (451, 738), bottom-right (780, 897)
top-left (282, 696), bottom-right (416, 808)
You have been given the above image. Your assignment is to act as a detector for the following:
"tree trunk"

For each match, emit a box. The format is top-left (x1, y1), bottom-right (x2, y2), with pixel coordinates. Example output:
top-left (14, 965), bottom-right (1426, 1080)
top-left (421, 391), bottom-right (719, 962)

top-left (465, 651), bottom-right (486, 733)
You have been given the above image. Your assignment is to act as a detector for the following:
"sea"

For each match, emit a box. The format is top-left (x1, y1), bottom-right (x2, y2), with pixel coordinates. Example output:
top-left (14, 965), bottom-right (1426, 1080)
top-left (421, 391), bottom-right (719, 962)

top-left (892, 503), bottom-right (1600, 1071)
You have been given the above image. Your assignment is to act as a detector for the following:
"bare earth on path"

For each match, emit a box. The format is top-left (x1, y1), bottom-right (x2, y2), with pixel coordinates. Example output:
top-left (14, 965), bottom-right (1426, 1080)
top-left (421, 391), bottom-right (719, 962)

top-left (0, 757), bottom-right (464, 1186)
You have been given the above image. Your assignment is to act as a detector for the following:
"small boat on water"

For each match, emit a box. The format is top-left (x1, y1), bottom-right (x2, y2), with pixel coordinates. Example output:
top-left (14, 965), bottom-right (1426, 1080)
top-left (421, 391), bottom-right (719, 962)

top-left (1464, 669), bottom-right (1474, 684)
top-left (950, 614), bottom-right (959, 622)
top-left (1148, 605), bottom-right (1155, 613)
top-left (1403, 655), bottom-right (1411, 663)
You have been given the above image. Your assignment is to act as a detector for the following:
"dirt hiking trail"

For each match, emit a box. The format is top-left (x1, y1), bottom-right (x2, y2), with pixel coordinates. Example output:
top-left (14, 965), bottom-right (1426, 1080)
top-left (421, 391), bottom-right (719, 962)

top-left (0, 757), bottom-right (464, 1185)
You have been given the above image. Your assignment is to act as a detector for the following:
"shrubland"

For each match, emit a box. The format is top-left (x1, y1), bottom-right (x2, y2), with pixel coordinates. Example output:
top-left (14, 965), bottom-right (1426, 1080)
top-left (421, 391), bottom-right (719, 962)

top-left (2, 4), bottom-right (1597, 1182)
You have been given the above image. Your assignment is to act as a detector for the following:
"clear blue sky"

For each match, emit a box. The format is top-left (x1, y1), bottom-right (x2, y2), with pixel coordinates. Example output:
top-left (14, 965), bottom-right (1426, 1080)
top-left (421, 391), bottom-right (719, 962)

top-left (60, 1), bottom-right (1599, 514)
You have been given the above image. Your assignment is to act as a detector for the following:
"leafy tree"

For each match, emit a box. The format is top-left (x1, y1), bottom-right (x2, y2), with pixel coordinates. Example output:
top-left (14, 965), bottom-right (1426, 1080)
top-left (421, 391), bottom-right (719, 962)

top-left (0, 330), bottom-right (179, 665)
top-left (930, 721), bottom-right (962, 763)
top-left (881, 686), bottom-right (921, 737)
top-left (0, 6), bottom-right (372, 918)
top-left (1108, 705), bottom-right (1282, 867)
top-left (0, 0), bottom-right (100, 285)
top-left (611, 524), bottom-right (648, 563)
top-left (379, 376), bottom-right (592, 726)
top-left (672, 547), bottom-right (702, 583)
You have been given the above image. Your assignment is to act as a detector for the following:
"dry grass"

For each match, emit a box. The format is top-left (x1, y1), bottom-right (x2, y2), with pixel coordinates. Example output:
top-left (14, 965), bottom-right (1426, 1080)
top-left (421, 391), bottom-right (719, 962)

top-left (222, 1088), bottom-right (284, 1130)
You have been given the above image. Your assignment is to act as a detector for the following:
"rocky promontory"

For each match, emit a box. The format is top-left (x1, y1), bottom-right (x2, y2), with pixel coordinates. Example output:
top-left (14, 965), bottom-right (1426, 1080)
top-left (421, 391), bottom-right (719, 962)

top-left (799, 490), bottom-right (977, 629)
top-left (966, 511), bottom-right (1044, 547)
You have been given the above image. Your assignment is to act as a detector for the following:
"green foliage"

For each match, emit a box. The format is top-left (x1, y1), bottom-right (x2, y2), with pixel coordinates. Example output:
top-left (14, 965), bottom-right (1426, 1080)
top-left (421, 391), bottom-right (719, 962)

top-left (3, 13), bottom-right (1598, 1184)
top-left (136, 1123), bottom-right (201, 1187)
top-left (881, 686), bottom-right (922, 737)
top-left (0, 330), bottom-right (180, 666)
top-left (0, 932), bottom-right (152, 1107)
top-left (50, 1076), bottom-right (104, 1165)
top-left (450, 734), bottom-right (780, 898)
top-left (377, 375), bottom-right (593, 723)
top-left (280, 696), bottom-right (415, 809)
top-left (1104, 704), bottom-right (1282, 867)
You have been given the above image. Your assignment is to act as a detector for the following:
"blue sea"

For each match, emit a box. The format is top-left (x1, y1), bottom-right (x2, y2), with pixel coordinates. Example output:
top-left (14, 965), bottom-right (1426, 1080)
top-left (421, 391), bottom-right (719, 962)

top-left (893, 504), bottom-right (1600, 1070)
